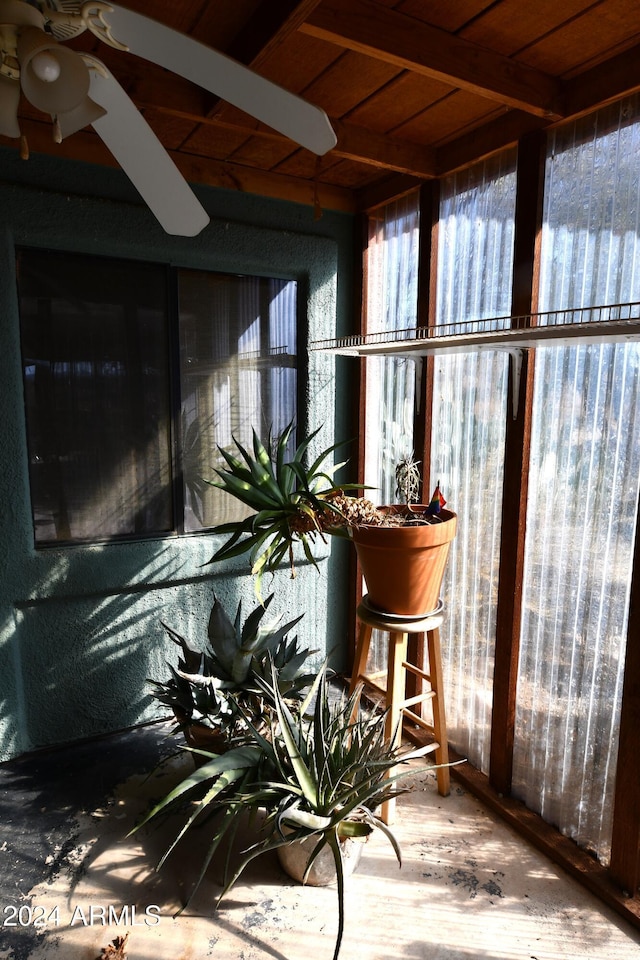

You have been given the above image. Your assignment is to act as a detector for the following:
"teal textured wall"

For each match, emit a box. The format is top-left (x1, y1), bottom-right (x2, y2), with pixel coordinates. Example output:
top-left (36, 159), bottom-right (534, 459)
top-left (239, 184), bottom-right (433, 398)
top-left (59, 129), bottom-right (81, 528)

top-left (0, 148), bottom-right (355, 761)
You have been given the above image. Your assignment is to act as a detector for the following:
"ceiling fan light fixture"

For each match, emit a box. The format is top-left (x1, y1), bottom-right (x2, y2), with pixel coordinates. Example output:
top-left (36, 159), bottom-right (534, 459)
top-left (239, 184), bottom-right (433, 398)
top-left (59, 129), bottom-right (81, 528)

top-left (56, 92), bottom-right (106, 139)
top-left (30, 49), bottom-right (61, 82)
top-left (2, 1), bottom-right (336, 234)
top-left (18, 25), bottom-right (89, 114)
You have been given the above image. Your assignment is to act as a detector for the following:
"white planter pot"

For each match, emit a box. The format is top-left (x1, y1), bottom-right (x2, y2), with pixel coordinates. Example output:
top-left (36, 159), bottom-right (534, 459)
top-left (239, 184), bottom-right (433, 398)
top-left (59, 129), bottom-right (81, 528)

top-left (277, 834), bottom-right (365, 886)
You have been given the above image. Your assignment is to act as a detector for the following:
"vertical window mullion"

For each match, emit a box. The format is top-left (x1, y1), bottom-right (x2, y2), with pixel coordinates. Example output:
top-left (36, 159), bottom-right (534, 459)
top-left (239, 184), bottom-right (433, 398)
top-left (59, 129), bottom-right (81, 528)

top-left (168, 266), bottom-right (183, 535)
top-left (489, 131), bottom-right (546, 793)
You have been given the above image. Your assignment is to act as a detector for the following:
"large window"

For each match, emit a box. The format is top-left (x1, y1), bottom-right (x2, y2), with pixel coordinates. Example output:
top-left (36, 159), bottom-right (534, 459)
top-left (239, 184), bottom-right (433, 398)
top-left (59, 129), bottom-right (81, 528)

top-left (360, 95), bottom-right (640, 918)
top-left (17, 249), bottom-right (297, 546)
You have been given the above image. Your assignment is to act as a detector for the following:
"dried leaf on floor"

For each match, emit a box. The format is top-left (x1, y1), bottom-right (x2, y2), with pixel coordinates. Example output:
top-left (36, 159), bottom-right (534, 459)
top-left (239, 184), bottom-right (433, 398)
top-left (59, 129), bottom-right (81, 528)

top-left (94, 932), bottom-right (129, 960)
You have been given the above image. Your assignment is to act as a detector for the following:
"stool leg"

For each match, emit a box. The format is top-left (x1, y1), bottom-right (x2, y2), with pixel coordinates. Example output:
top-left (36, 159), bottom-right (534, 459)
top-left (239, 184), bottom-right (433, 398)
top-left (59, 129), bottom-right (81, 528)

top-left (381, 630), bottom-right (407, 825)
top-left (426, 626), bottom-right (450, 797)
top-left (349, 622), bottom-right (373, 696)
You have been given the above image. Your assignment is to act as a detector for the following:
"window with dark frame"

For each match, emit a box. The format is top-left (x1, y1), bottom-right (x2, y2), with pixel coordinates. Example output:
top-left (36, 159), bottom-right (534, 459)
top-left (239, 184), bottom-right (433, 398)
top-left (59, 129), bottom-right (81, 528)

top-left (17, 249), bottom-right (298, 546)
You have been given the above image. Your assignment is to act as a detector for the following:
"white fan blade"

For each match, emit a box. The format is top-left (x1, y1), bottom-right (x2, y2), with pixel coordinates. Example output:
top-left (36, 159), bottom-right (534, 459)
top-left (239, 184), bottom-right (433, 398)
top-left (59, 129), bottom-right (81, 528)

top-left (94, 4), bottom-right (337, 156)
top-left (87, 60), bottom-right (210, 237)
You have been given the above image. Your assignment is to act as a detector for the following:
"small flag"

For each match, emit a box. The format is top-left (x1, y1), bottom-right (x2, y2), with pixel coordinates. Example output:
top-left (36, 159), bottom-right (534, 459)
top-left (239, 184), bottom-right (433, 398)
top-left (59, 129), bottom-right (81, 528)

top-left (426, 481), bottom-right (446, 515)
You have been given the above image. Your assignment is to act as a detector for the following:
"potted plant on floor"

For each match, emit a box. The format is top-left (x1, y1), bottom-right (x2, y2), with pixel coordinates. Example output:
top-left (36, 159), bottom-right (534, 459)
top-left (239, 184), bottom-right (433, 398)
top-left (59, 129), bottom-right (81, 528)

top-left (132, 662), bottom-right (436, 960)
top-left (149, 592), bottom-right (316, 755)
top-left (206, 423), bottom-right (456, 617)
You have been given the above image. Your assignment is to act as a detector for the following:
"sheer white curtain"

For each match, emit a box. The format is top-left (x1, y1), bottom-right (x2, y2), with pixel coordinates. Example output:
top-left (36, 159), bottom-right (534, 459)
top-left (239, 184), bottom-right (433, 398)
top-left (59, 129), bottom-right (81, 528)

top-left (513, 97), bottom-right (640, 862)
top-left (364, 194), bottom-right (420, 504)
top-left (178, 272), bottom-right (297, 530)
top-left (363, 194), bottom-right (420, 670)
top-left (431, 152), bottom-right (516, 772)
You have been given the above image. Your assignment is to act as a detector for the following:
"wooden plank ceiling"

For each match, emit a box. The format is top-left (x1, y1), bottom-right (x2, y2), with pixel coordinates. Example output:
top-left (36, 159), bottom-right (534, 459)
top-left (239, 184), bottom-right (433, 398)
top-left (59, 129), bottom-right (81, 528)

top-left (5, 0), bottom-right (640, 212)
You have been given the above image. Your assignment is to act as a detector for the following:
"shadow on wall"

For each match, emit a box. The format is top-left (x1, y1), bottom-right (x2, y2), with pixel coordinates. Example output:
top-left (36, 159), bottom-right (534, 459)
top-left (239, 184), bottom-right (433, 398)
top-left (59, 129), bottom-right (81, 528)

top-left (0, 534), bottom-right (334, 763)
top-left (0, 542), bottom-right (226, 760)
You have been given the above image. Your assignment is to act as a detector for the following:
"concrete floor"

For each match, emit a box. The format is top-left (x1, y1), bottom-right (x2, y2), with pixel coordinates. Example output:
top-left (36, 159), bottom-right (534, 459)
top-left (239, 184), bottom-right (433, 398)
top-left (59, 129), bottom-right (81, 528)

top-left (1, 721), bottom-right (640, 960)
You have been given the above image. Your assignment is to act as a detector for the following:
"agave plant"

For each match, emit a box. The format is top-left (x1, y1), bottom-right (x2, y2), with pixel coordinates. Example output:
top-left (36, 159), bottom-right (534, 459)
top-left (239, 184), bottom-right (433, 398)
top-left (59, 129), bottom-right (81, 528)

top-left (149, 593), bottom-right (314, 744)
top-left (134, 662), bottom-right (438, 960)
top-left (206, 422), bottom-right (377, 596)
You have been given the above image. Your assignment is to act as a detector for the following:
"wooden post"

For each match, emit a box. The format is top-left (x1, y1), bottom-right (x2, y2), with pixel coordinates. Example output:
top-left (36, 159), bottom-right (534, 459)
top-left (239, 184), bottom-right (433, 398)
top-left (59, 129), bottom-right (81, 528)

top-left (489, 131), bottom-right (545, 794)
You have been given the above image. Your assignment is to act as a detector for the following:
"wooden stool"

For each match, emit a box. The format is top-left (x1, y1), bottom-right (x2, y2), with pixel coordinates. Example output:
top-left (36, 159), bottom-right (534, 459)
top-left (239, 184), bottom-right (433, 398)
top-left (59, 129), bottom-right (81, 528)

top-left (349, 596), bottom-right (450, 824)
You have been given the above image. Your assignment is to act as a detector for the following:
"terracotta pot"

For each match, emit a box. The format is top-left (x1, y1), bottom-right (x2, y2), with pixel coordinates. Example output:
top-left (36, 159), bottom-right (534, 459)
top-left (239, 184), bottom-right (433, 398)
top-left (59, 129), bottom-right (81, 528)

top-left (174, 708), bottom-right (271, 766)
top-left (183, 720), bottom-right (228, 754)
top-left (350, 507), bottom-right (457, 617)
top-left (173, 709), bottom-right (228, 766)
top-left (277, 833), bottom-right (365, 886)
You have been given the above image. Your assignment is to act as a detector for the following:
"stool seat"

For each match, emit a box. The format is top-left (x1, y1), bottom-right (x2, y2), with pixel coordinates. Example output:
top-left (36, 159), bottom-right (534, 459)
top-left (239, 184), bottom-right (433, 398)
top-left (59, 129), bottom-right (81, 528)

top-left (350, 595), bottom-right (450, 824)
top-left (356, 597), bottom-right (445, 635)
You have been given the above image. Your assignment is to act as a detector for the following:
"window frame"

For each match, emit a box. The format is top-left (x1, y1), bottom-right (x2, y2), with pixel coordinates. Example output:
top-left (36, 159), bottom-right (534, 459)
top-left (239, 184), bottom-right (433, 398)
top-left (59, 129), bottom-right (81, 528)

top-left (16, 247), bottom-right (301, 549)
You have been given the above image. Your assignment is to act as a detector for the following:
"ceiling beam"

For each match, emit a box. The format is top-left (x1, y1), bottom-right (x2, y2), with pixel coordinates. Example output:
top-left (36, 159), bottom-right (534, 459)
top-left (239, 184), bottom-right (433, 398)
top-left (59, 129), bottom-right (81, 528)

top-left (124, 66), bottom-right (437, 176)
top-left (300, 0), bottom-right (563, 120)
top-left (434, 43), bottom-right (640, 178)
top-left (330, 120), bottom-right (436, 176)
top-left (207, 0), bottom-right (325, 120)
top-left (223, 0), bottom-right (325, 69)
top-left (563, 42), bottom-right (640, 119)
top-left (139, 97), bottom-right (437, 176)
top-left (4, 119), bottom-right (356, 213)
top-left (353, 111), bottom-right (549, 210)
top-left (355, 173), bottom-right (423, 213)
top-left (435, 111), bottom-right (548, 177)
top-left (348, 33), bottom-right (640, 195)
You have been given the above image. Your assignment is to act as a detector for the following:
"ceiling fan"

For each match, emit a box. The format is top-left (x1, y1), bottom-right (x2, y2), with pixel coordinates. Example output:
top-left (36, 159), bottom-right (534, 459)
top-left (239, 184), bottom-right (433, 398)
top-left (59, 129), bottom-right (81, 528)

top-left (0, 0), bottom-right (338, 235)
